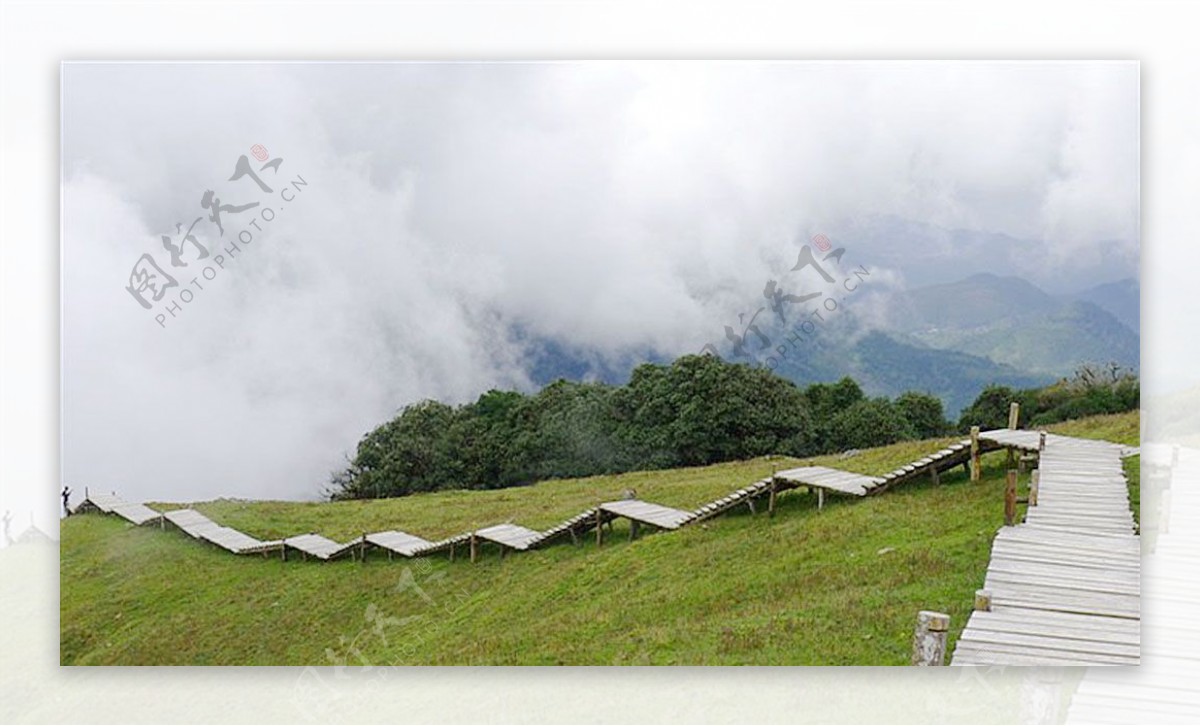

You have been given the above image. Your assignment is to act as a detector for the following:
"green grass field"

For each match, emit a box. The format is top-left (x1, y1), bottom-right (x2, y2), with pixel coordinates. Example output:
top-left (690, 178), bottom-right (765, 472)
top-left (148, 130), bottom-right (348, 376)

top-left (59, 411), bottom-right (1139, 666)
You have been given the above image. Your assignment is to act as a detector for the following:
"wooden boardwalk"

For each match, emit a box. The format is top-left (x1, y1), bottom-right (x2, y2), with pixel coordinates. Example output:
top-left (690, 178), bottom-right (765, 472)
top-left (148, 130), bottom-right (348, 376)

top-left (163, 508), bottom-right (282, 555)
top-left (1065, 443), bottom-right (1200, 722)
top-left (69, 437), bottom-right (1006, 562)
top-left (282, 533), bottom-right (352, 561)
top-left (950, 429), bottom-right (1140, 666)
top-left (356, 530), bottom-right (433, 558)
top-left (75, 492), bottom-right (161, 526)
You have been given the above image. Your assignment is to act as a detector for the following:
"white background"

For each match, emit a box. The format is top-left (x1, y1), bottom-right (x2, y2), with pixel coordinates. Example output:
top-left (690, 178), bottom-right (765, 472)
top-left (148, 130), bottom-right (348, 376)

top-left (1, 0), bottom-right (1195, 722)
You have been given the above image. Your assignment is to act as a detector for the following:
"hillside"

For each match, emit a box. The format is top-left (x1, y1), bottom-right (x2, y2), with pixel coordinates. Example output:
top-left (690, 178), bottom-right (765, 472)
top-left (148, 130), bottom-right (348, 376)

top-left (60, 412), bottom-right (1138, 666)
top-left (1073, 278), bottom-right (1140, 333)
top-left (888, 273), bottom-right (1139, 378)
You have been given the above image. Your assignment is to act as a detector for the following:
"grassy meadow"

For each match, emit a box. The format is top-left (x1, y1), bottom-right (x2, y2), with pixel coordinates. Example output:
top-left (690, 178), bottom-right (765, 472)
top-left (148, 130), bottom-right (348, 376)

top-left (60, 411), bottom-right (1139, 666)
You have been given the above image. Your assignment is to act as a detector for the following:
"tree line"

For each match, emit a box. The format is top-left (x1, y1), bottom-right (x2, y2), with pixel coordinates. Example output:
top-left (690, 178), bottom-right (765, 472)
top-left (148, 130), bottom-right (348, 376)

top-left (328, 356), bottom-right (1138, 500)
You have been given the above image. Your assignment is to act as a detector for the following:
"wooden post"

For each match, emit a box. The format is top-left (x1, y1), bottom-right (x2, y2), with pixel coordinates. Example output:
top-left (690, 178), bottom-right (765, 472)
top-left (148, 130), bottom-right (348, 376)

top-left (629, 520), bottom-right (640, 542)
top-left (1030, 469), bottom-right (1040, 507)
top-left (970, 426), bottom-right (981, 482)
top-left (911, 610), bottom-right (951, 666)
top-left (817, 487), bottom-right (825, 511)
top-left (1004, 470), bottom-right (1018, 526)
top-left (746, 498), bottom-right (757, 516)
top-left (469, 533), bottom-right (478, 563)
top-left (360, 532), bottom-right (367, 563)
top-left (930, 466), bottom-right (940, 486)
top-left (595, 509), bottom-right (604, 547)
top-left (1039, 430), bottom-right (1047, 451)
top-left (974, 589), bottom-right (992, 612)
top-left (568, 527), bottom-right (578, 546)
top-left (768, 478), bottom-right (778, 517)
top-left (1008, 401), bottom-right (1020, 430)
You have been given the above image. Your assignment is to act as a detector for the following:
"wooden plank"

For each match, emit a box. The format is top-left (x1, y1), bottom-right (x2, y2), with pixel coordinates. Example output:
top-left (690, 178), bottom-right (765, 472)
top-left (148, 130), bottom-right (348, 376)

top-left (600, 500), bottom-right (693, 530)
top-left (474, 523), bottom-right (543, 551)
top-left (365, 530), bottom-right (433, 557)
top-left (282, 533), bottom-right (350, 560)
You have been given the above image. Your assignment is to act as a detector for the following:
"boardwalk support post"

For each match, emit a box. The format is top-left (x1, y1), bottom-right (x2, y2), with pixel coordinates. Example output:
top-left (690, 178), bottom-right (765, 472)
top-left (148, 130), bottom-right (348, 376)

top-left (974, 589), bottom-right (992, 612)
top-left (1004, 470), bottom-right (1018, 526)
top-left (768, 478), bottom-right (778, 517)
top-left (1039, 431), bottom-right (1047, 452)
top-left (970, 426), bottom-right (981, 482)
top-left (1030, 469), bottom-right (1040, 507)
top-left (930, 466), bottom-right (940, 486)
top-left (817, 487), bottom-right (825, 511)
top-left (469, 533), bottom-right (478, 563)
top-left (595, 508), bottom-right (604, 548)
top-left (912, 610), bottom-right (950, 666)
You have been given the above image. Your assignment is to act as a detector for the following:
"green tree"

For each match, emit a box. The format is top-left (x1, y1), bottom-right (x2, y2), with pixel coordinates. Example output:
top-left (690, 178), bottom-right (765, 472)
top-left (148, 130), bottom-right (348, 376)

top-left (895, 391), bottom-right (950, 439)
top-left (957, 385), bottom-right (1018, 431)
top-left (827, 398), bottom-right (917, 450)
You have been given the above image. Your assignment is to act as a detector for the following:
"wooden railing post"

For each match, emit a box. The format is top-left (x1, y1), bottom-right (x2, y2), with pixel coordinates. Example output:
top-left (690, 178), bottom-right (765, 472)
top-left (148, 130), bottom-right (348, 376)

top-left (970, 426), bottom-right (981, 482)
top-left (912, 610), bottom-right (951, 666)
top-left (974, 589), bottom-right (992, 612)
top-left (1004, 470), bottom-right (1018, 526)
top-left (1039, 430), bottom-right (1047, 451)
top-left (1008, 401), bottom-right (1020, 430)
top-left (1030, 469), bottom-right (1040, 507)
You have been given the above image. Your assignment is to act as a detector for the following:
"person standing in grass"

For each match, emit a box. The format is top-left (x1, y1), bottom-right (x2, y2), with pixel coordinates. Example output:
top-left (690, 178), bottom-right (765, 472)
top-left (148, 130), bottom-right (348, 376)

top-left (61, 486), bottom-right (72, 517)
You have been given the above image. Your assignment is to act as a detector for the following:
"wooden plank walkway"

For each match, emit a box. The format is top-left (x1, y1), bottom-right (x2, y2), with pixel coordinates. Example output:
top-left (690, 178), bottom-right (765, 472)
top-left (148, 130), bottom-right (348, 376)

top-left (774, 465), bottom-right (882, 496)
top-left (74, 492), bottom-right (161, 526)
top-left (282, 533), bottom-right (352, 560)
top-left (534, 507), bottom-right (607, 546)
top-left (474, 523), bottom-right (544, 551)
top-left (1065, 443), bottom-right (1200, 723)
top-left (360, 530), bottom-right (432, 558)
top-left (163, 508), bottom-right (223, 538)
top-left (163, 508), bottom-right (282, 555)
top-left (951, 429), bottom-right (1140, 666)
top-left (689, 477), bottom-right (775, 522)
top-left (599, 499), bottom-right (694, 530)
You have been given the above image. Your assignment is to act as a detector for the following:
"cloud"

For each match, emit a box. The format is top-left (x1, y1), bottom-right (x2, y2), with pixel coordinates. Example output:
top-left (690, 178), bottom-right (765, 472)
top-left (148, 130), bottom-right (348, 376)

top-left (62, 62), bottom-right (1139, 501)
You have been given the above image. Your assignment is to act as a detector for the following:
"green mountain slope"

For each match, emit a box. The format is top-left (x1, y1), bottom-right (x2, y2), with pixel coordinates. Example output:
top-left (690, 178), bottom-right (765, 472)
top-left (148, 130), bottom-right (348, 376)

top-left (890, 274), bottom-right (1139, 377)
top-left (59, 412), bottom-right (1137, 666)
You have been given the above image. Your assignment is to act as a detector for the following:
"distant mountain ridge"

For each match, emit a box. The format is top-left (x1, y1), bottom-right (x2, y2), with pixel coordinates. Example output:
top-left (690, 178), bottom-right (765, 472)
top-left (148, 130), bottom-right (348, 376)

top-left (888, 273), bottom-right (1139, 377)
top-left (517, 272), bottom-right (1138, 419)
top-left (1071, 277), bottom-right (1140, 333)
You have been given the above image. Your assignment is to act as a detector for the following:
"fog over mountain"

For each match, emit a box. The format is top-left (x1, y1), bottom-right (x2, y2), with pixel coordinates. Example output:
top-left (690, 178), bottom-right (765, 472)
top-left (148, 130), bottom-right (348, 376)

top-left (62, 62), bottom-right (1138, 503)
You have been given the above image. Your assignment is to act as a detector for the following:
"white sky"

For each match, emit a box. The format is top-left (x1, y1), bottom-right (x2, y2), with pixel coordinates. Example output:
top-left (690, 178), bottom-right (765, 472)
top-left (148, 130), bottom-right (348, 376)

top-left (59, 61), bottom-right (1139, 505)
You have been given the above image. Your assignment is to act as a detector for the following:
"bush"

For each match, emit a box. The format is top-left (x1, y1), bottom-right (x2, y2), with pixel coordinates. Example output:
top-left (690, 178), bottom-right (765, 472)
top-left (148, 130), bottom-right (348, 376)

top-left (895, 391), bottom-right (951, 439)
top-left (827, 398), bottom-right (917, 450)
